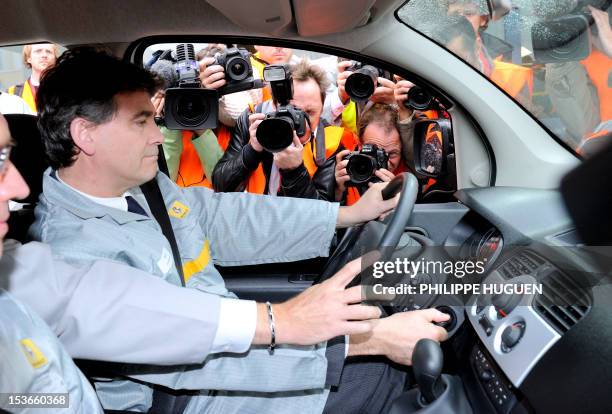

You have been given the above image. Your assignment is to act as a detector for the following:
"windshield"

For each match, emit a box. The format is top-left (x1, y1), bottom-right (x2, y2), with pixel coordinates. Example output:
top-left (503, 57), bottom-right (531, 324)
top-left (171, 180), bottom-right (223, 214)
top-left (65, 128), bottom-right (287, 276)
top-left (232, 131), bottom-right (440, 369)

top-left (397, 0), bottom-right (612, 156)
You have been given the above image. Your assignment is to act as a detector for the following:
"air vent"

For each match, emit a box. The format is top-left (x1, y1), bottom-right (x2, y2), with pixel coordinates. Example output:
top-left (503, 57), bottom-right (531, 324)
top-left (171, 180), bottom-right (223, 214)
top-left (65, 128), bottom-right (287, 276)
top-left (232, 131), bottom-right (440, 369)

top-left (498, 250), bottom-right (544, 278)
top-left (534, 270), bottom-right (591, 334)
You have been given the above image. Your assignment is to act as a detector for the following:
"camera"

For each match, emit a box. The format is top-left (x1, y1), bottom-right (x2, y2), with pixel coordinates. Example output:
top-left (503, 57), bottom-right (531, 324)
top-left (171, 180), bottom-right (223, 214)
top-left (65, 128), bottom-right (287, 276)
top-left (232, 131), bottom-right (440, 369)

top-left (214, 47), bottom-right (263, 96)
top-left (345, 62), bottom-right (390, 103)
top-left (343, 144), bottom-right (389, 186)
top-left (532, 15), bottom-right (591, 63)
top-left (256, 64), bottom-right (310, 153)
top-left (531, 1), bottom-right (611, 63)
top-left (403, 86), bottom-right (434, 111)
top-left (154, 43), bottom-right (219, 130)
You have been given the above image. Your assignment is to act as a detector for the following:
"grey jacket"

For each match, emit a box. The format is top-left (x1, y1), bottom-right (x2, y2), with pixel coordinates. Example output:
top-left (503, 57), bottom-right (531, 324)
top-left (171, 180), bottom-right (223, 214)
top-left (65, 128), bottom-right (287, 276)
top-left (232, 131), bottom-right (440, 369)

top-left (29, 169), bottom-right (340, 414)
top-left (0, 290), bottom-right (103, 414)
top-left (1, 240), bottom-right (221, 365)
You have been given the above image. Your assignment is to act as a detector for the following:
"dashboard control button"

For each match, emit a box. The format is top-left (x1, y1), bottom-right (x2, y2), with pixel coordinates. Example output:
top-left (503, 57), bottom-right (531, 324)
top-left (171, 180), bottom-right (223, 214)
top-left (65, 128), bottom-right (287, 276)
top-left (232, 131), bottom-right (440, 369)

top-left (501, 322), bottom-right (525, 352)
top-left (478, 316), bottom-right (493, 336)
top-left (434, 306), bottom-right (457, 331)
top-left (480, 369), bottom-right (493, 382)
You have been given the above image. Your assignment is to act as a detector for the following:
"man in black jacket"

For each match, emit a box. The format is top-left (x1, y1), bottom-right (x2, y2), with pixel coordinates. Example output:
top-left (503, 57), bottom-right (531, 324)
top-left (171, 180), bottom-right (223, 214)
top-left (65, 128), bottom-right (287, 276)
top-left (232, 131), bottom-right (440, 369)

top-left (212, 60), bottom-right (357, 200)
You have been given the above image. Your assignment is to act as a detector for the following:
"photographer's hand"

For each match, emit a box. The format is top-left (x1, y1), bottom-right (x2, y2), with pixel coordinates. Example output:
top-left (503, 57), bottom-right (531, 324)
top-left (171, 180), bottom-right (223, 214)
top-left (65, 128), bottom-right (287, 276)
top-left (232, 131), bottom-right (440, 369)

top-left (248, 113), bottom-right (266, 152)
top-left (334, 149), bottom-right (351, 201)
top-left (590, 6), bottom-right (612, 58)
top-left (370, 77), bottom-right (396, 105)
top-left (394, 79), bottom-right (415, 121)
top-left (337, 60), bottom-right (353, 104)
top-left (200, 57), bottom-right (226, 90)
top-left (370, 168), bottom-right (395, 184)
top-left (274, 133), bottom-right (304, 170)
top-left (151, 91), bottom-right (165, 118)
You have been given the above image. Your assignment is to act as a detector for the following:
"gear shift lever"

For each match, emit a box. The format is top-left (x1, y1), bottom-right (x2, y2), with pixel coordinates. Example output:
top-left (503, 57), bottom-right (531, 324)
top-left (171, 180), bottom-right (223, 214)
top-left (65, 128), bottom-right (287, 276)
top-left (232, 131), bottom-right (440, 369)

top-left (413, 339), bottom-right (446, 404)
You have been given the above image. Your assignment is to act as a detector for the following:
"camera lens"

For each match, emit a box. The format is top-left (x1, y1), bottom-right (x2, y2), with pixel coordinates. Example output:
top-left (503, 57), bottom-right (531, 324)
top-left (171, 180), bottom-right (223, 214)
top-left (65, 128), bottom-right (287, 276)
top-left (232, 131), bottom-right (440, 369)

top-left (226, 56), bottom-right (249, 81)
top-left (345, 65), bottom-right (380, 103)
top-left (347, 155), bottom-right (375, 184)
top-left (256, 117), bottom-right (295, 152)
top-left (404, 86), bottom-right (432, 110)
top-left (531, 16), bottom-right (591, 63)
top-left (174, 92), bottom-right (209, 128)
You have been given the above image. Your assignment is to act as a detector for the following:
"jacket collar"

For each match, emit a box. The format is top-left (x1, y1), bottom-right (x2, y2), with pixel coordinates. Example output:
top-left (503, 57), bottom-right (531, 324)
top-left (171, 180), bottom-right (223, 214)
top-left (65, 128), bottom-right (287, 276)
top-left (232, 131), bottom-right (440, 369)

top-left (41, 168), bottom-right (151, 225)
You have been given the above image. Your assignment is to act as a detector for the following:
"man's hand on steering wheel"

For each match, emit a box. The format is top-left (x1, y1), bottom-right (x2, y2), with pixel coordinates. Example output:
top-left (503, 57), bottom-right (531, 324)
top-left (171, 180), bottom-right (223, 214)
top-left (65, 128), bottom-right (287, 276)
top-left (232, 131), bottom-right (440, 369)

top-left (336, 181), bottom-right (400, 228)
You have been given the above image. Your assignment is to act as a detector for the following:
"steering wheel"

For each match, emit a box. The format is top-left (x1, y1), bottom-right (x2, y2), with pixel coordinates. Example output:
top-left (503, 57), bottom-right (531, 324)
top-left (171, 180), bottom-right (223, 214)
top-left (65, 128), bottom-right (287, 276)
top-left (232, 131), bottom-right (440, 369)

top-left (316, 173), bottom-right (419, 283)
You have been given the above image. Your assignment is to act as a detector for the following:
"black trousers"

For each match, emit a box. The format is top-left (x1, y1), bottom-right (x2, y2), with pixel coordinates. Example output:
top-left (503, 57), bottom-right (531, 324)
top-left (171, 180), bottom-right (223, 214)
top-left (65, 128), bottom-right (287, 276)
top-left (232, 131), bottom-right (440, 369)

top-left (323, 337), bottom-right (409, 414)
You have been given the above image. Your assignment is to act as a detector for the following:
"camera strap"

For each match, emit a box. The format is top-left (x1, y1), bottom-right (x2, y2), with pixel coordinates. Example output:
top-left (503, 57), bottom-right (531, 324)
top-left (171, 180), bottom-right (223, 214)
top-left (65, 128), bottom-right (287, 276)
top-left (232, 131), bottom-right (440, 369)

top-left (313, 122), bottom-right (326, 167)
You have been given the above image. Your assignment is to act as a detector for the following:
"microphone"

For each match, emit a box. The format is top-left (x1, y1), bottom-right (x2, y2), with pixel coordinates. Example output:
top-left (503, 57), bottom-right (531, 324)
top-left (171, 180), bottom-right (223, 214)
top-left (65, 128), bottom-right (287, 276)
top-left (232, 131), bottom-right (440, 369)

top-left (150, 59), bottom-right (177, 90)
top-left (176, 43), bottom-right (196, 63)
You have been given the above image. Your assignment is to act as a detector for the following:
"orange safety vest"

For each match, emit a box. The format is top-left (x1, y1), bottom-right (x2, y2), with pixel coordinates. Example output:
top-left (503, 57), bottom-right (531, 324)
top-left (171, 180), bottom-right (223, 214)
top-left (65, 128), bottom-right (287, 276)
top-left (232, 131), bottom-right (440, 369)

top-left (250, 54), bottom-right (273, 102)
top-left (490, 60), bottom-right (533, 103)
top-left (175, 125), bottom-right (231, 188)
top-left (246, 126), bottom-right (357, 194)
top-left (581, 49), bottom-right (612, 123)
top-left (8, 80), bottom-right (36, 113)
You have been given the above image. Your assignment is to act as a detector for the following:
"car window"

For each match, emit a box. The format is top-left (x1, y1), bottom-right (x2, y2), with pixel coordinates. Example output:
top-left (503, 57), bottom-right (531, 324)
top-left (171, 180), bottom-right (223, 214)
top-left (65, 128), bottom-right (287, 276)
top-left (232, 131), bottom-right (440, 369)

top-left (0, 43), bottom-right (65, 115)
top-left (397, 0), bottom-right (612, 156)
top-left (143, 42), bottom-right (458, 202)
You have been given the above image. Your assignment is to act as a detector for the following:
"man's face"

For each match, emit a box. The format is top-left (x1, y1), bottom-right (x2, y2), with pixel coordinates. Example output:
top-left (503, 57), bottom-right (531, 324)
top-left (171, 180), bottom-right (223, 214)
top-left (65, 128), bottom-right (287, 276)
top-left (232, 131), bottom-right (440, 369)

top-left (27, 44), bottom-right (56, 74)
top-left (361, 122), bottom-right (402, 172)
top-left (0, 115), bottom-right (30, 258)
top-left (291, 78), bottom-right (323, 144)
top-left (255, 46), bottom-right (293, 64)
top-left (81, 91), bottom-right (163, 194)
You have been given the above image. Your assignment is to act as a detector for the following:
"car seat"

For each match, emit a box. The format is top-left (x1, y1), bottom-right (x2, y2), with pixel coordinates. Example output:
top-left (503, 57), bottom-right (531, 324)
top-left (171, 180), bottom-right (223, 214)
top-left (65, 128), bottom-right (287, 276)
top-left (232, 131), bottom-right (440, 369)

top-left (5, 114), bottom-right (48, 243)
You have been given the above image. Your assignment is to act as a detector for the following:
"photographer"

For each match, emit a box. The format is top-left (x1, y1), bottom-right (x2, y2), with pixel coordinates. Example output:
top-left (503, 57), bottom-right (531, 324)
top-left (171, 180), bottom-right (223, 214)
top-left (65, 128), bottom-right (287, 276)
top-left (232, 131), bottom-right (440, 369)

top-left (544, 4), bottom-right (612, 147)
top-left (212, 60), bottom-right (357, 200)
top-left (331, 59), bottom-right (397, 134)
top-left (334, 104), bottom-right (409, 204)
top-left (151, 46), bottom-right (227, 188)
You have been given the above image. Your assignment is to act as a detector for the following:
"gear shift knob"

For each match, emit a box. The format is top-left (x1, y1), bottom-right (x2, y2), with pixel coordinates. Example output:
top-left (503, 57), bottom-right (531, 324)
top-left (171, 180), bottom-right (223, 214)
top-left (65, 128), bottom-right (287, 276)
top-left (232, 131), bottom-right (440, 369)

top-left (413, 339), bottom-right (446, 404)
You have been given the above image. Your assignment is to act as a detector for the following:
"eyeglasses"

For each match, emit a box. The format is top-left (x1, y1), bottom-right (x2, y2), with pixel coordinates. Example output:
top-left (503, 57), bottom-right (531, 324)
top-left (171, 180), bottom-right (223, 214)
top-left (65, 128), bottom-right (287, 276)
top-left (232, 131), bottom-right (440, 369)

top-left (0, 145), bottom-right (12, 181)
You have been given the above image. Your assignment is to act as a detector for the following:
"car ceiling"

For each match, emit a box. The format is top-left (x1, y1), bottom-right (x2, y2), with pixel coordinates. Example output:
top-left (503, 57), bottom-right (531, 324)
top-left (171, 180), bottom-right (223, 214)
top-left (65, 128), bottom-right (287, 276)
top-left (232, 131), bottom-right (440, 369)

top-left (0, 0), bottom-right (401, 49)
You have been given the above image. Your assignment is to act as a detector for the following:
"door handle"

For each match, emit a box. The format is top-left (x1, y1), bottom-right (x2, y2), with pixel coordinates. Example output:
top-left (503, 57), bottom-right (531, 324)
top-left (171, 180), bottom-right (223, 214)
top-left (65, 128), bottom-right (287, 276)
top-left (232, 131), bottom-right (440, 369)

top-left (289, 274), bottom-right (318, 283)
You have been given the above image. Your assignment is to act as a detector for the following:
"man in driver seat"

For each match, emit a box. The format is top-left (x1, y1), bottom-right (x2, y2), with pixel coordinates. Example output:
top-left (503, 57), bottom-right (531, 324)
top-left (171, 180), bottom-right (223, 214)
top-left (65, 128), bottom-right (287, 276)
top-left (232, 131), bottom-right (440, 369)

top-left (30, 48), bottom-right (449, 414)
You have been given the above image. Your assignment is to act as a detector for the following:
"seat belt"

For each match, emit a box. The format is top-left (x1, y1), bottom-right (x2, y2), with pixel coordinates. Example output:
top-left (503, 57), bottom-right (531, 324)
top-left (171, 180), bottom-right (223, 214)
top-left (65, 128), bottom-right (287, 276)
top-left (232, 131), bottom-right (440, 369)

top-left (139, 177), bottom-right (185, 286)
top-left (138, 163), bottom-right (191, 413)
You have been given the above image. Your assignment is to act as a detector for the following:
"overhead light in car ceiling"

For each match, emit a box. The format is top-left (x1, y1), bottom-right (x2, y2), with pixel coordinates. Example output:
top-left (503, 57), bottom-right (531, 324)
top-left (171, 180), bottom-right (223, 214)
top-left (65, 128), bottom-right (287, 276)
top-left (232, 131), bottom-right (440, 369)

top-left (206, 0), bottom-right (293, 35)
top-left (293, 0), bottom-right (376, 37)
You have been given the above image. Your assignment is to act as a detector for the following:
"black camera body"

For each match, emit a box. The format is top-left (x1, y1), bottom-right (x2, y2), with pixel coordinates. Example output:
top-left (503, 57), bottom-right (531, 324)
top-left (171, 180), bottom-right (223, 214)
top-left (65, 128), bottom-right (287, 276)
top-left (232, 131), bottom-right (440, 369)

top-left (345, 62), bottom-right (389, 103)
top-left (258, 106), bottom-right (308, 152)
top-left (344, 144), bottom-right (389, 186)
top-left (256, 64), bottom-right (310, 153)
top-left (214, 47), bottom-right (263, 96)
top-left (162, 43), bottom-right (219, 130)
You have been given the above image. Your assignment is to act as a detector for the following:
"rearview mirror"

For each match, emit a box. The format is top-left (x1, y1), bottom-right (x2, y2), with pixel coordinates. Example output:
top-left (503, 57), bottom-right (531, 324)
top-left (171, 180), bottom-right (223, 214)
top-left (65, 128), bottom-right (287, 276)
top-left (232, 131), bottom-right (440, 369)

top-left (413, 119), bottom-right (454, 178)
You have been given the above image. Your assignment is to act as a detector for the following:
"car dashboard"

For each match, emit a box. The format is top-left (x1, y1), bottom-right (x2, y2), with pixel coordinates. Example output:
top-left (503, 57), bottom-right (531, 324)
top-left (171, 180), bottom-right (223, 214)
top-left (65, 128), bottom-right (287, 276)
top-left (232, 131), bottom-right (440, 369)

top-left (426, 187), bottom-right (610, 414)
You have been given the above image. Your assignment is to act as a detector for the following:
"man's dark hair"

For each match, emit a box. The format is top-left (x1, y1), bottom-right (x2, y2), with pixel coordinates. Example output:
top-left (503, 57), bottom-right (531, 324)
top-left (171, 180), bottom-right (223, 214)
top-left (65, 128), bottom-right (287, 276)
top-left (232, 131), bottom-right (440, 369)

top-left (37, 47), bottom-right (161, 169)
